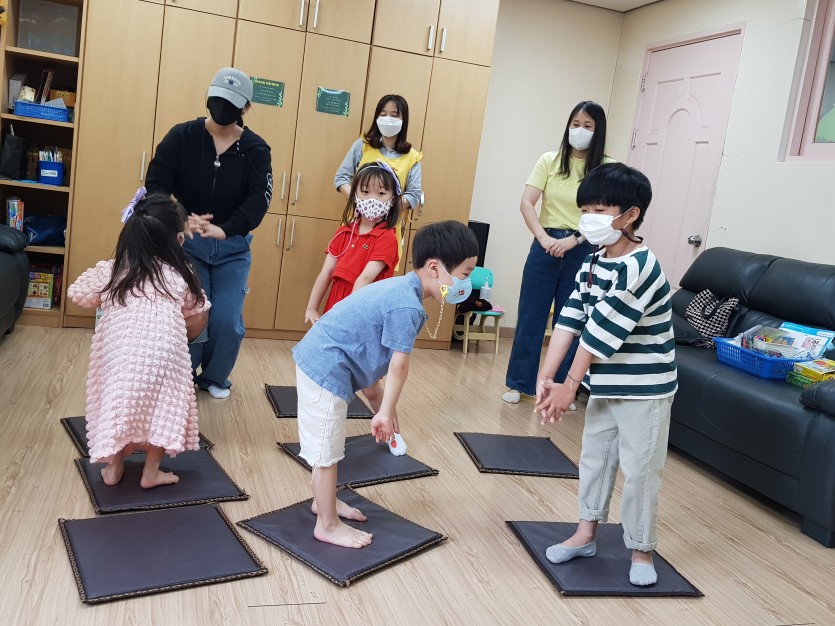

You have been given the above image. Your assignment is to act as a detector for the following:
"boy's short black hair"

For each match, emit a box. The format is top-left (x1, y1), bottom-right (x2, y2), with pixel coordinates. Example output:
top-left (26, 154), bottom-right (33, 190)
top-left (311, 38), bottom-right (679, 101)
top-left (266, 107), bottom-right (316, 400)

top-left (576, 162), bottom-right (653, 229)
top-left (412, 220), bottom-right (479, 270)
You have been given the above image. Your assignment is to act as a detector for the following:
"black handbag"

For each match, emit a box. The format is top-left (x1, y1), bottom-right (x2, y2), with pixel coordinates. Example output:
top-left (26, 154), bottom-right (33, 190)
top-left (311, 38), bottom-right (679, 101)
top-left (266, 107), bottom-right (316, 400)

top-left (0, 134), bottom-right (31, 180)
top-left (684, 289), bottom-right (739, 348)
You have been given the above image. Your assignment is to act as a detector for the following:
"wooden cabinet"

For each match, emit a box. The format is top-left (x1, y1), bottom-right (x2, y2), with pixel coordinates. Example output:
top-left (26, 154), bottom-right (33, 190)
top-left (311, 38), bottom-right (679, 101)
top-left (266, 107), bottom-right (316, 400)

top-left (273, 216), bottom-right (338, 332)
top-left (233, 21), bottom-right (305, 215)
top-left (373, 0), bottom-right (499, 66)
top-left (66, 0), bottom-right (165, 320)
top-left (239, 0), bottom-right (310, 30)
top-left (153, 7), bottom-right (235, 148)
top-left (288, 34), bottom-right (369, 220)
top-left (306, 0), bottom-right (376, 43)
top-left (165, 0), bottom-right (238, 17)
top-left (242, 213), bottom-right (285, 329)
top-left (418, 59), bottom-right (490, 226)
top-left (363, 47), bottom-right (433, 148)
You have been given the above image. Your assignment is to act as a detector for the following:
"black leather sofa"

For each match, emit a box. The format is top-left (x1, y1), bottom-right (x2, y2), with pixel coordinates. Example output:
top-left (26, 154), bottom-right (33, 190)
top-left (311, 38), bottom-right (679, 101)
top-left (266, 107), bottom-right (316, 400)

top-left (0, 225), bottom-right (29, 340)
top-left (671, 247), bottom-right (835, 547)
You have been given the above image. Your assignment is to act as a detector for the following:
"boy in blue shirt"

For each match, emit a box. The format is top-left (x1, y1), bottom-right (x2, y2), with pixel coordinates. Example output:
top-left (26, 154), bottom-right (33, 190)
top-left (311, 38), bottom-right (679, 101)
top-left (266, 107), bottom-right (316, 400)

top-left (293, 220), bottom-right (479, 549)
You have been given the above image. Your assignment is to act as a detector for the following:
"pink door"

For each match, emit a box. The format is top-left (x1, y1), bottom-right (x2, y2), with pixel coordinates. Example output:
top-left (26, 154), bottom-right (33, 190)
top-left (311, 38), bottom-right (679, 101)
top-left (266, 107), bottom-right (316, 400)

top-left (630, 33), bottom-right (743, 287)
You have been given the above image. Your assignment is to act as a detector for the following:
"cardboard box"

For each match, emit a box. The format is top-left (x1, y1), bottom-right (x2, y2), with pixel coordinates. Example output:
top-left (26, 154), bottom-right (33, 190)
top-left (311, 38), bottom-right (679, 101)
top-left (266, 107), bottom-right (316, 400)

top-left (786, 370), bottom-right (816, 389)
top-left (8, 73), bottom-right (27, 112)
top-left (25, 271), bottom-right (54, 309)
top-left (48, 88), bottom-right (76, 108)
top-left (793, 359), bottom-right (835, 383)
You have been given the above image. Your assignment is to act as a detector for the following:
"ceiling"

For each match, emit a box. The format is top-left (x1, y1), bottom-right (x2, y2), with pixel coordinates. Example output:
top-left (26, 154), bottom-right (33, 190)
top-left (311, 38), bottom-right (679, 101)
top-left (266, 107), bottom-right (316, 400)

top-left (568, 0), bottom-right (663, 12)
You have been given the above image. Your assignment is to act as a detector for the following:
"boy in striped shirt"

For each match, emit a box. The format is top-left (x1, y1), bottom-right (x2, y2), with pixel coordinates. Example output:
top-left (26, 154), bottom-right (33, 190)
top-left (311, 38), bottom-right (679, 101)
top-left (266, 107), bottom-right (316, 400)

top-left (534, 163), bottom-right (677, 586)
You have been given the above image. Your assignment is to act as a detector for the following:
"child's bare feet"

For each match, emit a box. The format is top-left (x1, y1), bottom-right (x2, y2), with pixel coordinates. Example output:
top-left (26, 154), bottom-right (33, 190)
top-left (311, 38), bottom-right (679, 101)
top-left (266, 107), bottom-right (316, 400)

top-left (314, 517), bottom-right (373, 548)
top-left (101, 457), bottom-right (125, 486)
top-left (140, 470), bottom-right (179, 489)
top-left (311, 497), bottom-right (368, 521)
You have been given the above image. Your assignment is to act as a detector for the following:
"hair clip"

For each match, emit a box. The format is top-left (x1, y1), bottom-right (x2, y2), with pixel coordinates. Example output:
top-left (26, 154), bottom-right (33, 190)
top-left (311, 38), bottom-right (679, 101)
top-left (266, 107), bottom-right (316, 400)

top-left (121, 187), bottom-right (147, 223)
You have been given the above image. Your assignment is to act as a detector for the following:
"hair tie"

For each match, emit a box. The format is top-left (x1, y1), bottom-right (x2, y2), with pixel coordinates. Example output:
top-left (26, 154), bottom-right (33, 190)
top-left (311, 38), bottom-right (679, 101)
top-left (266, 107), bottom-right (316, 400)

top-left (121, 187), bottom-right (147, 223)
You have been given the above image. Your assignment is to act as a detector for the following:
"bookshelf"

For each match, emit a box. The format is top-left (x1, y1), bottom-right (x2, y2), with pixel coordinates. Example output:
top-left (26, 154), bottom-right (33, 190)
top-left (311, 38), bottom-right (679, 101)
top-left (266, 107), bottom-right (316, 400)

top-left (1, 0), bottom-right (87, 328)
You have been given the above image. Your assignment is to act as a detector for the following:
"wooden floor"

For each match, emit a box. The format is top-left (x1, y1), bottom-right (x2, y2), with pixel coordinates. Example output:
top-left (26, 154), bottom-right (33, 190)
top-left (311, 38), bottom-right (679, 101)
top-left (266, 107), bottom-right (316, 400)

top-left (1, 325), bottom-right (834, 625)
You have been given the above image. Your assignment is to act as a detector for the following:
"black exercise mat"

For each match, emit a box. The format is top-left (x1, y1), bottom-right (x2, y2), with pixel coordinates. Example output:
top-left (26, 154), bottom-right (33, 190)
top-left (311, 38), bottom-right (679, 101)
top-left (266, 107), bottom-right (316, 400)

top-left (506, 521), bottom-right (702, 597)
top-left (455, 432), bottom-right (579, 478)
top-left (265, 384), bottom-right (373, 418)
top-left (60, 416), bottom-right (214, 458)
top-left (239, 489), bottom-right (444, 587)
top-left (279, 434), bottom-right (439, 488)
top-left (59, 504), bottom-right (267, 604)
top-left (75, 447), bottom-right (248, 514)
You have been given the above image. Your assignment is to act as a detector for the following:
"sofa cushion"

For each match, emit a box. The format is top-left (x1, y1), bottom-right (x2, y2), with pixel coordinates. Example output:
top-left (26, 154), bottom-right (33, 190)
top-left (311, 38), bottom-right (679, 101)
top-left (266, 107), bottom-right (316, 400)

top-left (678, 247), bottom-right (777, 301)
top-left (0, 225), bottom-right (28, 254)
top-left (801, 380), bottom-right (835, 416)
top-left (673, 346), bottom-right (814, 477)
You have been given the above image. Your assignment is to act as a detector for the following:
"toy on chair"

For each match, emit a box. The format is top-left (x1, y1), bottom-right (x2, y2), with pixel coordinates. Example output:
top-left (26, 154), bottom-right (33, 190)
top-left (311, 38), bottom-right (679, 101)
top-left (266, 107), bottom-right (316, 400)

top-left (453, 267), bottom-right (504, 354)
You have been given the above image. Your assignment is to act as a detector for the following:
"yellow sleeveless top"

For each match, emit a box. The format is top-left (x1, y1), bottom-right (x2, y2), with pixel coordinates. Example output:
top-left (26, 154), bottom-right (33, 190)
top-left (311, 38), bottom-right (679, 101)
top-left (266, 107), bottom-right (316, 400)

top-left (358, 142), bottom-right (423, 270)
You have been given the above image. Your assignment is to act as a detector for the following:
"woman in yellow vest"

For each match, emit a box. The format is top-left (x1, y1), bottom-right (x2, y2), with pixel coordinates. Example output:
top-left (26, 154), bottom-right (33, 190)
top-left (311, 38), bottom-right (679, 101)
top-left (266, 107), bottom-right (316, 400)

top-left (334, 95), bottom-right (422, 268)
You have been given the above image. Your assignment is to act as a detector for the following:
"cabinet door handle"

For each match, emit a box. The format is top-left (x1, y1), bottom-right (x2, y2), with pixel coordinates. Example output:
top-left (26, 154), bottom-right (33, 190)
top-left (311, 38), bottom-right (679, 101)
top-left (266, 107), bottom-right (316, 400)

top-left (280, 172), bottom-right (287, 200)
top-left (416, 193), bottom-right (425, 221)
top-left (440, 27), bottom-right (447, 53)
top-left (427, 25), bottom-right (435, 51)
top-left (293, 173), bottom-right (301, 204)
top-left (276, 218), bottom-right (284, 247)
top-left (139, 151), bottom-right (146, 181)
top-left (313, 0), bottom-right (320, 28)
top-left (286, 218), bottom-right (296, 251)
top-left (298, 0), bottom-right (306, 27)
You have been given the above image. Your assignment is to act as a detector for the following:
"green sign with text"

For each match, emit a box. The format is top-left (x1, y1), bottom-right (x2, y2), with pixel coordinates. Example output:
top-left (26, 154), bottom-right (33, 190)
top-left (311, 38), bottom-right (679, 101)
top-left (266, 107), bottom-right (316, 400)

top-left (315, 86), bottom-right (350, 117)
top-left (251, 77), bottom-right (284, 107)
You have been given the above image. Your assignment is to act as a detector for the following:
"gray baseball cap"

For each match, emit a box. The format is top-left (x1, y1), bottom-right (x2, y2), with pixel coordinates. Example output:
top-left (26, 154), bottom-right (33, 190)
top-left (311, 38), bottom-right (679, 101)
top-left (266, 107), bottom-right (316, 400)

top-left (207, 67), bottom-right (253, 109)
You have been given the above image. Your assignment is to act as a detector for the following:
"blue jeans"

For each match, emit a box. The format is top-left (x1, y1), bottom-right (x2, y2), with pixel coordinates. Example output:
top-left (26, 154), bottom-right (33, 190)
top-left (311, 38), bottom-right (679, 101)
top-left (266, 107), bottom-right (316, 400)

top-left (184, 233), bottom-right (252, 390)
top-left (505, 229), bottom-right (592, 396)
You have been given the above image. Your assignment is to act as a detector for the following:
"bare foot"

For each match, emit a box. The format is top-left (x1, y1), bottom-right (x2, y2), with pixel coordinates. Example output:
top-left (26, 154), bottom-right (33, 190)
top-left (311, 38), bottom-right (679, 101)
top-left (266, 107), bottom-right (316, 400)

top-left (311, 497), bottom-right (368, 521)
top-left (140, 470), bottom-right (180, 489)
top-left (314, 518), bottom-right (373, 548)
top-left (101, 458), bottom-right (125, 486)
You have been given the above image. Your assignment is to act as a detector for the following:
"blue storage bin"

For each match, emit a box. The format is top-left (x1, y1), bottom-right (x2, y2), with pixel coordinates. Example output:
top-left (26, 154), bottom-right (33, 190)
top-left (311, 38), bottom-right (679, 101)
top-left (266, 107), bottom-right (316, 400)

top-left (38, 161), bottom-right (64, 186)
top-left (14, 99), bottom-right (71, 123)
top-left (715, 337), bottom-right (801, 379)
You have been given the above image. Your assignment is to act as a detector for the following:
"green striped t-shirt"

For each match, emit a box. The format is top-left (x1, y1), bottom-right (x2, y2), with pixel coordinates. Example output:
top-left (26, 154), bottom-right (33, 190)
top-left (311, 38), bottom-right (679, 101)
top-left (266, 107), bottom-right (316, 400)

top-left (555, 247), bottom-right (677, 399)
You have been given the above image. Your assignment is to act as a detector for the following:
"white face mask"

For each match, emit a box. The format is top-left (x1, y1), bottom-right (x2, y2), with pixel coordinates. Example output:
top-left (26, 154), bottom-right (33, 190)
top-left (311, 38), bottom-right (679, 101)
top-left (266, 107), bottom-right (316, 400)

top-left (376, 116), bottom-right (403, 138)
top-left (568, 126), bottom-right (594, 151)
top-left (578, 213), bottom-right (623, 246)
top-left (355, 197), bottom-right (391, 221)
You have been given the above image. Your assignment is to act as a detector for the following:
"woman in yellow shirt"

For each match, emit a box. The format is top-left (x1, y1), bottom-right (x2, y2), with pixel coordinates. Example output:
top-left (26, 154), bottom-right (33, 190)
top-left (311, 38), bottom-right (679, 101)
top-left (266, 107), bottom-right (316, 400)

top-left (503, 101), bottom-right (610, 404)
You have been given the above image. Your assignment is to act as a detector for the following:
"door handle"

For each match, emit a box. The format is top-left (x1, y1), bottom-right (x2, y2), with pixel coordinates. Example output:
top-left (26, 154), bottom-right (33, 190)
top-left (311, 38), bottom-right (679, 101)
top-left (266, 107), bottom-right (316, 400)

top-left (440, 27), bottom-right (447, 53)
top-left (276, 218), bottom-right (283, 247)
top-left (299, 0), bottom-right (306, 27)
top-left (139, 151), bottom-right (146, 181)
top-left (427, 25), bottom-right (435, 51)
top-left (687, 234), bottom-right (703, 247)
top-left (286, 218), bottom-right (296, 251)
top-left (280, 172), bottom-right (287, 201)
top-left (313, 0), bottom-right (320, 28)
top-left (292, 173), bottom-right (301, 205)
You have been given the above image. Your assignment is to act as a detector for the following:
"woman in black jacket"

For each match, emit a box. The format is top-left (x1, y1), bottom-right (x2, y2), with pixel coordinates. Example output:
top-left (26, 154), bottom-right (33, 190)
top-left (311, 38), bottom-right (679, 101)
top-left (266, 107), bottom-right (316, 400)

top-left (146, 67), bottom-right (272, 399)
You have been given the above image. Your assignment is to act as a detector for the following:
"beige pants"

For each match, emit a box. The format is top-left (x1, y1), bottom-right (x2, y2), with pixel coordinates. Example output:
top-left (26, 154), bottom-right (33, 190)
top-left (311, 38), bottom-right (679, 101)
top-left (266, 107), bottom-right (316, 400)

top-left (578, 396), bottom-right (673, 551)
top-left (296, 366), bottom-right (348, 468)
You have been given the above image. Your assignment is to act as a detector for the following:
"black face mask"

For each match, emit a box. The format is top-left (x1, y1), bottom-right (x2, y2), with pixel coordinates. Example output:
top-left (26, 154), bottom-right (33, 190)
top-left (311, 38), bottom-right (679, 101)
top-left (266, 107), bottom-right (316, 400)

top-left (206, 96), bottom-right (242, 126)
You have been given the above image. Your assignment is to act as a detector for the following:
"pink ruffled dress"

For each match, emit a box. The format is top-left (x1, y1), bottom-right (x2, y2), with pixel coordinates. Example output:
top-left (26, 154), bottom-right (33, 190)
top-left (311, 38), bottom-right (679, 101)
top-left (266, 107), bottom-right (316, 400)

top-left (67, 260), bottom-right (211, 463)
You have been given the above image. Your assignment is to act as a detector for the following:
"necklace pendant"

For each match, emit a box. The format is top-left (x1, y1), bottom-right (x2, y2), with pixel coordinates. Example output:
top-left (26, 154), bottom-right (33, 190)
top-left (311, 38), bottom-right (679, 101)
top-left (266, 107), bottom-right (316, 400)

top-left (214, 157), bottom-right (221, 168)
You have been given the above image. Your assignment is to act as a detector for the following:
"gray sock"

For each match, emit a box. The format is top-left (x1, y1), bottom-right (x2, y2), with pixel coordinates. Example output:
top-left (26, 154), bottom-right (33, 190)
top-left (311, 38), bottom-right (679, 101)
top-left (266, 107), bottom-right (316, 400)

top-left (545, 540), bottom-right (597, 564)
top-left (629, 562), bottom-right (657, 586)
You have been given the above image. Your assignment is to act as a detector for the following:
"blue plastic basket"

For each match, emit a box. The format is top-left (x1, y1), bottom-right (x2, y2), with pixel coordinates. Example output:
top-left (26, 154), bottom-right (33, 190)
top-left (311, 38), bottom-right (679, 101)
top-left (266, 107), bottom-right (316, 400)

top-left (715, 337), bottom-right (801, 379)
top-left (13, 99), bottom-right (71, 122)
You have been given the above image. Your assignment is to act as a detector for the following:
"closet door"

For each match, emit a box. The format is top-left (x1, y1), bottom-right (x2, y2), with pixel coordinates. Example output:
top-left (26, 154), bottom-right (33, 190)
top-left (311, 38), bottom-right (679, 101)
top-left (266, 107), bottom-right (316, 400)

top-left (372, 0), bottom-right (441, 56)
top-left (238, 0), bottom-right (309, 30)
top-left (288, 34), bottom-right (369, 220)
top-left (306, 0), bottom-right (376, 43)
top-left (153, 7), bottom-right (236, 148)
top-left (434, 0), bottom-right (500, 66)
top-left (363, 47), bottom-right (433, 149)
top-left (66, 0), bottom-right (164, 319)
top-left (418, 59), bottom-right (490, 227)
top-left (233, 20), bottom-right (305, 215)
top-left (242, 214), bottom-right (285, 329)
top-left (165, 0), bottom-right (238, 17)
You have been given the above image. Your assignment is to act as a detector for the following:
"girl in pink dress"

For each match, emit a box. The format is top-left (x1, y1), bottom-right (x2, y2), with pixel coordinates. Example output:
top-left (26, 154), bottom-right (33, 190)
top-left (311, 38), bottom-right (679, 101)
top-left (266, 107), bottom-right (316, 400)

top-left (68, 192), bottom-right (210, 488)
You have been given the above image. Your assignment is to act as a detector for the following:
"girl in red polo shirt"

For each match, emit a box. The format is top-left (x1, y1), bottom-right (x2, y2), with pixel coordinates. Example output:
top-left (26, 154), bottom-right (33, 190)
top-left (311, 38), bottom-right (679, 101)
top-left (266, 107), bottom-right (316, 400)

top-left (305, 162), bottom-right (405, 454)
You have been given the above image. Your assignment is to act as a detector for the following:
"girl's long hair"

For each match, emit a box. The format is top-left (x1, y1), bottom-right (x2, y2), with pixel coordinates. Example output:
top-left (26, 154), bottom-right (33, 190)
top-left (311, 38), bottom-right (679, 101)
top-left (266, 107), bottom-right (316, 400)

top-left (558, 100), bottom-right (607, 178)
top-left (342, 163), bottom-right (401, 229)
top-left (362, 94), bottom-right (412, 154)
top-left (103, 193), bottom-right (204, 308)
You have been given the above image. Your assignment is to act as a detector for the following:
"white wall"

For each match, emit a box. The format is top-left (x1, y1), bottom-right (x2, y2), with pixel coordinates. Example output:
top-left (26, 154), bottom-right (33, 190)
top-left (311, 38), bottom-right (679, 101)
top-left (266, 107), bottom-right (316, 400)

top-left (469, 0), bottom-right (623, 328)
top-left (608, 0), bottom-right (835, 267)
